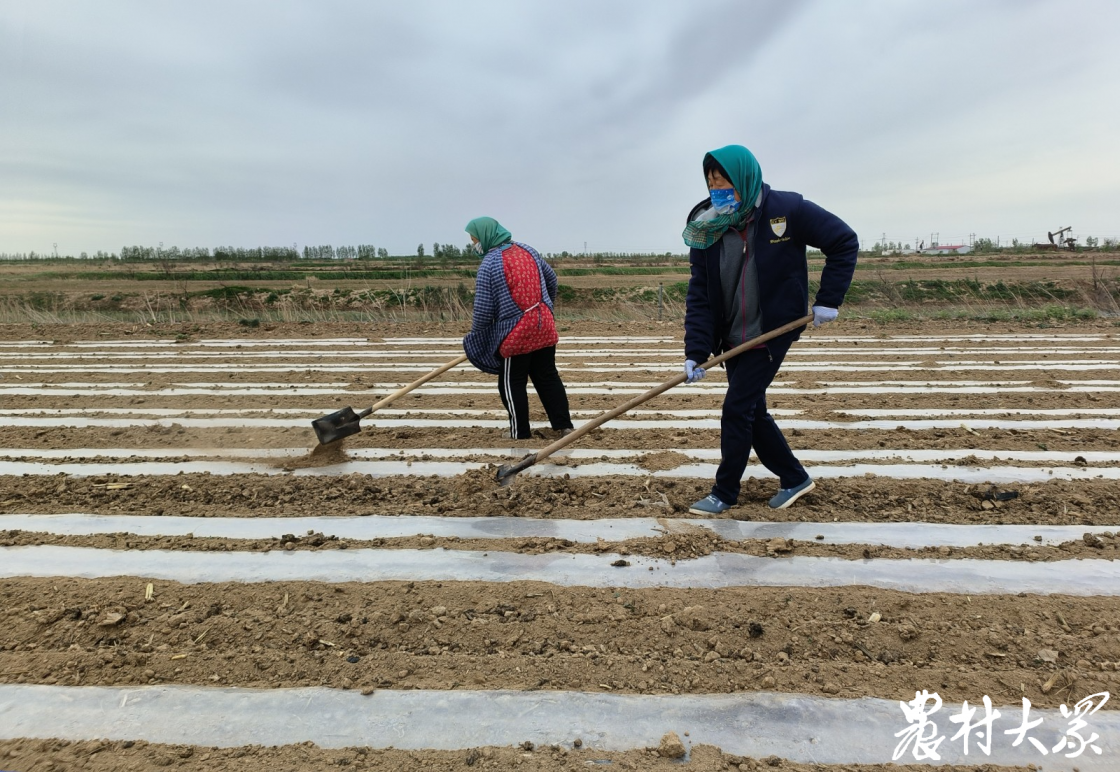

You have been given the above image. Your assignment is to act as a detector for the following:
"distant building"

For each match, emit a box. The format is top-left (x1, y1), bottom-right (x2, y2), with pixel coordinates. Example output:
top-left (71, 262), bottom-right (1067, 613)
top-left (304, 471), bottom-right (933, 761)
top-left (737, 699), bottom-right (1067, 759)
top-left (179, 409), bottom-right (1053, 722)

top-left (919, 245), bottom-right (971, 255)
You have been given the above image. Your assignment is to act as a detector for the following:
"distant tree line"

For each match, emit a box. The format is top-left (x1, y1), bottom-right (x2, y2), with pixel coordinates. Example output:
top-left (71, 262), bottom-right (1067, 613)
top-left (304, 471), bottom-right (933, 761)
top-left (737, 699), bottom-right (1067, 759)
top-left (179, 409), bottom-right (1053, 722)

top-left (6, 235), bottom-right (1120, 264)
top-left (431, 242), bottom-right (477, 259)
top-left (0, 246), bottom-right (690, 262)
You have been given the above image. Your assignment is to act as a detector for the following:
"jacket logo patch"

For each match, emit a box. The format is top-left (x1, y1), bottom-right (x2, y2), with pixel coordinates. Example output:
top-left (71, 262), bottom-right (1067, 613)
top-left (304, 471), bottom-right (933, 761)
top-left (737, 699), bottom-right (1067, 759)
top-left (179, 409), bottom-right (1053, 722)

top-left (770, 217), bottom-right (787, 238)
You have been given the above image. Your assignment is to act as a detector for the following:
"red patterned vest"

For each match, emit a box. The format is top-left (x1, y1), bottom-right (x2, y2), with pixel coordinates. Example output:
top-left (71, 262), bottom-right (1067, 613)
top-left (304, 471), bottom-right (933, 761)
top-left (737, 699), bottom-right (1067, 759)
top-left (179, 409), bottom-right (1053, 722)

top-left (498, 245), bottom-right (559, 358)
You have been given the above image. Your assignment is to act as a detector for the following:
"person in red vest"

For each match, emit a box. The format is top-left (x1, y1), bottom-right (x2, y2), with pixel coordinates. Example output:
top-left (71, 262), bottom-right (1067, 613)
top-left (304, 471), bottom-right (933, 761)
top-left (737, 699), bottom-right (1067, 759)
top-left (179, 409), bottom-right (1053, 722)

top-left (463, 217), bottom-right (574, 440)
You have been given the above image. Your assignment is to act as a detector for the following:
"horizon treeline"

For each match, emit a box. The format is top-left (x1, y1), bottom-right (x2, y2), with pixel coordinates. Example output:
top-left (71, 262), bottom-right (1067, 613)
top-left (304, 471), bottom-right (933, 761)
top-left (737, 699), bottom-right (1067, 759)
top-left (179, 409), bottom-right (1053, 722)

top-left (0, 243), bottom-right (685, 262)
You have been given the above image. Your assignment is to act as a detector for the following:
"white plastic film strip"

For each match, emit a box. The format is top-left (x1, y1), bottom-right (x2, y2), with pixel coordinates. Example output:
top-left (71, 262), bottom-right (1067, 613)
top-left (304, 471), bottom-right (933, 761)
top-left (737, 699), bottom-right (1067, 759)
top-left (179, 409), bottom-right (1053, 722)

top-left (1, 459), bottom-right (1118, 483)
top-left (1, 513), bottom-right (1115, 549)
top-left (3, 545), bottom-right (1120, 595)
top-left (0, 684), bottom-right (1114, 770)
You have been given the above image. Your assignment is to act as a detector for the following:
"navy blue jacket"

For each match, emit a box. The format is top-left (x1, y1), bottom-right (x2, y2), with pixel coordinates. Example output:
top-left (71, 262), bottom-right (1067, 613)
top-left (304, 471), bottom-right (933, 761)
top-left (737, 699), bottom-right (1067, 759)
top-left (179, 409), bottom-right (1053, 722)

top-left (684, 184), bottom-right (858, 364)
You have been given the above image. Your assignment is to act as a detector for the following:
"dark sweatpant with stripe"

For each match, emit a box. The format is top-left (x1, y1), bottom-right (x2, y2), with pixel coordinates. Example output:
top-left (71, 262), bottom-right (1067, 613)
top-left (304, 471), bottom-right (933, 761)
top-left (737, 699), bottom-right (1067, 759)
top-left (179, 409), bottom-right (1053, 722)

top-left (497, 346), bottom-right (573, 440)
top-left (712, 339), bottom-right (810, 504)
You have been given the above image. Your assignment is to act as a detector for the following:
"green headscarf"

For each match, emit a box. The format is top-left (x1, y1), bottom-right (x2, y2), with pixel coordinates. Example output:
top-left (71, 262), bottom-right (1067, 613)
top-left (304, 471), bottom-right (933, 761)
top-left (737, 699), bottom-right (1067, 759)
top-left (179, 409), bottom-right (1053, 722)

top-left (465, 216), bottom-right (513, 255)
top-left (681, 145), bottom-right (764, 250)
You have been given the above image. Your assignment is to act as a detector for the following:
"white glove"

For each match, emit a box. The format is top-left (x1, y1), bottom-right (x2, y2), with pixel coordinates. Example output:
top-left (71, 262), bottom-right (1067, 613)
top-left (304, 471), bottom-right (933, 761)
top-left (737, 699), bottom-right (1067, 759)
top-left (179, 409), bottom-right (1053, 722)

top-left (812, 305), bottom-right (839, 327)
top-left (684, 359), bottom-right (705, 383)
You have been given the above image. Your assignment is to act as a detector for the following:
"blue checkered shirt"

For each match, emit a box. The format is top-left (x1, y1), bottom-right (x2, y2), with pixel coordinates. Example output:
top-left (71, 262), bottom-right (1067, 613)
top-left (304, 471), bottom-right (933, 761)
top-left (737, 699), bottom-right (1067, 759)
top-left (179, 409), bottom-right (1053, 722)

top-left (463, 241), bottom-right (558, 375)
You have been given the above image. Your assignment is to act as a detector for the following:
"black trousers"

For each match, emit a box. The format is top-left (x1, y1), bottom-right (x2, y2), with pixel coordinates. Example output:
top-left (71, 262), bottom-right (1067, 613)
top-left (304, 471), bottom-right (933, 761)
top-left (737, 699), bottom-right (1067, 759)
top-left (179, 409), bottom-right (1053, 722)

top-left (712, 339), bottom-right (809, 504)
top-left (497, 346), bottom-right (574, 440)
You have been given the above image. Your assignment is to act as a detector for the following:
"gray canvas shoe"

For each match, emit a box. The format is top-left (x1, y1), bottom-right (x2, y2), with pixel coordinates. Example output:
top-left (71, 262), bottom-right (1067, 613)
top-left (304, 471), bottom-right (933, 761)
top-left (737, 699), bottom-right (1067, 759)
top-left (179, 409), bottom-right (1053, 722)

top-left (688, 494), bottom-right (732, 515)
top-left (769, 478), bottom-right (816, 509)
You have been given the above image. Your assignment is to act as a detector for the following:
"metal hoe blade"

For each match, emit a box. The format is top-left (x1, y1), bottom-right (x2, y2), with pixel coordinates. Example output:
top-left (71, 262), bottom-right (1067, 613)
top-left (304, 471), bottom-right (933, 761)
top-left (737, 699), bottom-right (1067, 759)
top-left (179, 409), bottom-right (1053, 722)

top-left (312, 406), bottom-right (364, 445)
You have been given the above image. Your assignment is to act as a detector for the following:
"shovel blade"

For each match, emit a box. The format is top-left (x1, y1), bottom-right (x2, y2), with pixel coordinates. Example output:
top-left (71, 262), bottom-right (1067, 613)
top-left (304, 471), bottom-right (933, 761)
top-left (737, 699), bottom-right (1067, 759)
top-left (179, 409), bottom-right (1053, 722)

top-left (495, 453), bottom-right (537, 487)
top-left (312, 406), bottom-right (363, 445)
top-left (495, 464), bottom-right (518, 487)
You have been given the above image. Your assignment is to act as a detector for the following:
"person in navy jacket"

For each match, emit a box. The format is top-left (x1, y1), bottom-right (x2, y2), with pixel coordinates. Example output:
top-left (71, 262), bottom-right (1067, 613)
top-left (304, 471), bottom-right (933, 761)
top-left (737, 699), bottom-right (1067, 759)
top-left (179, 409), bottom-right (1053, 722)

top-left (682, 145), bottom-right (857, 514)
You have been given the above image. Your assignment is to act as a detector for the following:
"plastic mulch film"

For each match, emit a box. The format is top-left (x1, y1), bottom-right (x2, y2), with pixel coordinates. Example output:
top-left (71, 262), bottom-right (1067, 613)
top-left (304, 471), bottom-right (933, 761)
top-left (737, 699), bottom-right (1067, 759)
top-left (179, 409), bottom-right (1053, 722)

top-left (0, 684), bottom-right (1115, 770)
top-left (3, 545), bottom-right (1120, 595)
top-left (0, 513), bottom-right (1114, 549)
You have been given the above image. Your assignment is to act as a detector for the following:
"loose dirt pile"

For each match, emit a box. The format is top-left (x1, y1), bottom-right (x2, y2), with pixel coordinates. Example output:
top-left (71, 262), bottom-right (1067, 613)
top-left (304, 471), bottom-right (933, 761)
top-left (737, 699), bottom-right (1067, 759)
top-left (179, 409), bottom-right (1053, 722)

top-left (451, 464), bottom-right (507, 496)
top-left (0, 739), bottom-right (1034, 771)
top-left (637, 451), bottom-right (692, 471)
top-left (274, 439), bottom-right (350, 470)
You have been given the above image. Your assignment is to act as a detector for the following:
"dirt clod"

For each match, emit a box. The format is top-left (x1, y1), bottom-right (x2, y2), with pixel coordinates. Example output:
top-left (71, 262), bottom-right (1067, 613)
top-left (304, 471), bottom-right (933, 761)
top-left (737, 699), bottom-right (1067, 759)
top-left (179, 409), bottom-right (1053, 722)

top-left (673, 606), bottom-right (712, 632)
top-left (657, 731), bottom-right (686, 759)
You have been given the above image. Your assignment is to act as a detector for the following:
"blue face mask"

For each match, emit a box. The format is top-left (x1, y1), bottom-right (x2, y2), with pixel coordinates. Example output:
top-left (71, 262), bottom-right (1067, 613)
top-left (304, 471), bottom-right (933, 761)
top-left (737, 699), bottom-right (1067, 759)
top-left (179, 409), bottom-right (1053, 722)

top-left (709, 187), bottom-right (739, 214)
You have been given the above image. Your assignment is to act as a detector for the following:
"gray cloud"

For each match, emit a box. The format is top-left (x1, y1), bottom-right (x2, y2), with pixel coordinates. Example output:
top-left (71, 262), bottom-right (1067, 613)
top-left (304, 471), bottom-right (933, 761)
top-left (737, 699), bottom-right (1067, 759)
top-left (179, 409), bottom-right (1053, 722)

top-left (1, 0), bottom-right (1118, 256)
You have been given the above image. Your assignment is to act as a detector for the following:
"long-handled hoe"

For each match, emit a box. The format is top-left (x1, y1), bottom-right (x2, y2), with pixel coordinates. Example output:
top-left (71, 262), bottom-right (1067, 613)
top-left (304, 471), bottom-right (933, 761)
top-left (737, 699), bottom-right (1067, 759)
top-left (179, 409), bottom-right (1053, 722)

top-left (312, 354), bottom-right (468, 445)
top-left (495, 314), bottom-right (814, 486)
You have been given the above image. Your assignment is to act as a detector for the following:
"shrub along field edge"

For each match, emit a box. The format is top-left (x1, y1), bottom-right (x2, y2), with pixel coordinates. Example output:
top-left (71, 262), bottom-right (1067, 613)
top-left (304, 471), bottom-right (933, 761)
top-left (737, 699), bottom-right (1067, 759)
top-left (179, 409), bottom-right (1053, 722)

top-left (0, 275), bottom-right (1117, 325)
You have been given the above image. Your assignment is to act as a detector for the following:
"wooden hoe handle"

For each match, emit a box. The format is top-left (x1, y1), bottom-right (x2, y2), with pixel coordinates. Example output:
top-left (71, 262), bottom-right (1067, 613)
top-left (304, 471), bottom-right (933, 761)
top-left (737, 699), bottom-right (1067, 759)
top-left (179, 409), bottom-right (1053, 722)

top-left (367, 354), bottom-right (468, 414)
top-left (499, 313), bottom-right (814, 479)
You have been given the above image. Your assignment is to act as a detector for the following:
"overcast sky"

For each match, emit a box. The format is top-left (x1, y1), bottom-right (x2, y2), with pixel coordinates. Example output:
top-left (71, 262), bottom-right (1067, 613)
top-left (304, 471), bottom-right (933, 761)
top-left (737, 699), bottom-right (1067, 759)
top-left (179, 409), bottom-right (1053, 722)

top-left (2, 0), bottom-right (1118, 255)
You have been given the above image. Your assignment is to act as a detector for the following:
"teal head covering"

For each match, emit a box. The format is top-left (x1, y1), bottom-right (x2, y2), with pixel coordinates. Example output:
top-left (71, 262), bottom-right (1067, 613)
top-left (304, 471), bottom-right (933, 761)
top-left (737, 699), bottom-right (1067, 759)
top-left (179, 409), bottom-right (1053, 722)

top-left (681, 145), bottom-right (763, 249)
top-left (465, 217), bottom-right (513, 254)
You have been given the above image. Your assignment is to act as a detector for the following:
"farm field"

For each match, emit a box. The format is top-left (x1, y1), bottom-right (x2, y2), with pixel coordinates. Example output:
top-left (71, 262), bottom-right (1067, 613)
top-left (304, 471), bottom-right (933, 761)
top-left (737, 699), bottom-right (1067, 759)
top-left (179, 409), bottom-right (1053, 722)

top-left (3, 318), bottom-right (1120, 770)
top-left (5, 261), bottom-right (1114, 294)
top-left (1, 251), bottom-right (1118, 325)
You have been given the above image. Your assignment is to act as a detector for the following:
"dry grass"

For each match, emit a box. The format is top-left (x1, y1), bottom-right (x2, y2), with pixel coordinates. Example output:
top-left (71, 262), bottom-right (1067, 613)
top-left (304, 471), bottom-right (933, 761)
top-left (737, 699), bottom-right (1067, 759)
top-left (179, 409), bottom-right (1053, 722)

top-left (0, 264), bottom-right (1116, 326)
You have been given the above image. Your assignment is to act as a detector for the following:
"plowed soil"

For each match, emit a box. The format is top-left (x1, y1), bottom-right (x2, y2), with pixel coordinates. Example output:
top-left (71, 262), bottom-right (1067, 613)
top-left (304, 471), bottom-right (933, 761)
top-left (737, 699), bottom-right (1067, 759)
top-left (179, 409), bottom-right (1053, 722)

top-left (4, 528), bottom-right (1120, 562)
top-left (4, 578), bottom-right (1119, 709)
top-left (3, 424), bottom-right (1119, 453)
top-left (0, 739), bottom-right (1035, 771)
top-left (3, 318), bottom-right (1120, 767)
top-left (3, 472), bottom-right (1119, 526)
